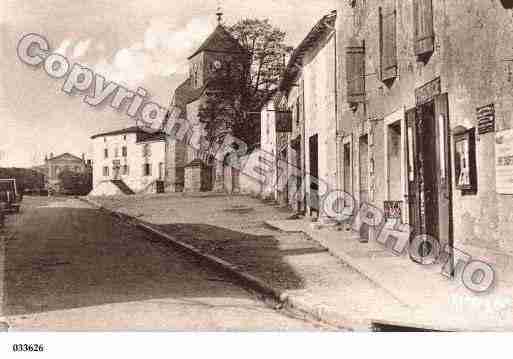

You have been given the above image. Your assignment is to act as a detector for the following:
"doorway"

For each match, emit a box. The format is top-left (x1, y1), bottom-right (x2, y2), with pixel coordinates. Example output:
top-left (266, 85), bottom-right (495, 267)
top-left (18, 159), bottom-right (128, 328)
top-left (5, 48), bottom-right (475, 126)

top-left (406, 93), bottom-right (453, 265)
top-left (343, 141), bottom-right (352, 195)
top-left (291, 137), bottom-right (303, 213)
top-left (309, 134), bottom-right (319, 216)
top-left (359, 134), bottom-right (369, 240)
top-left (112, 160), bottom-right (121, 180)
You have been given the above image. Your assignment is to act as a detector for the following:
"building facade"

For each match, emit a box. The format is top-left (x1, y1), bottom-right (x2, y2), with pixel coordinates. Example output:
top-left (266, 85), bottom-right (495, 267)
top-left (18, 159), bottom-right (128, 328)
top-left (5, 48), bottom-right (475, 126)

top-left (35, 152), bottom-right (90, 192)
top-left (265, 11), bottom-right (337, 216)
top-left (90, 127), bottom-right (168, 195)
top-left (334, 0), bottom-right (513, 266)
top-left (258, 1), bottom-right (513, 276)
top-left (169, 22), bottom-right (250, 193)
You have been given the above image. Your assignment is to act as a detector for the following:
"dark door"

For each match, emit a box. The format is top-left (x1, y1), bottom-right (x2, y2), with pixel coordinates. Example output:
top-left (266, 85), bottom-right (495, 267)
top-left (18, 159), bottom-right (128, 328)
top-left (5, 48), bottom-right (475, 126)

top-left (113, 160), bottom-right (121, 180)
top-left (344, 141), bottom-right (352, 195)
top-left (279, 148), bottom-right (288, 204)
top-left (434, 93), bottom-right (453, 270)
top-left (292, 138), bottom-right (303, 212)
top-left (309, 134), bottom-right (319, 216)
top-left (359, 134), bottom-right (369, 240)
top-left (406, 94), bottom-right (453, 265)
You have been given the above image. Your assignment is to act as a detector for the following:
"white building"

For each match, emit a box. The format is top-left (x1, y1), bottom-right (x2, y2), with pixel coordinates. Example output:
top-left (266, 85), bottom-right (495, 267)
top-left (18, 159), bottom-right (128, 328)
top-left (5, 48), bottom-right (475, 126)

top-left (89, 126), bottom-right (168, 196)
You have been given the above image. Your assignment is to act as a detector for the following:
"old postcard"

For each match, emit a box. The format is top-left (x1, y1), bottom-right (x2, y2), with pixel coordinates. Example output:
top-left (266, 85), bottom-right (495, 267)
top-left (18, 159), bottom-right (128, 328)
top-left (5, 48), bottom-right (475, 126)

top-left (1, 0), bottom-right (513, 356)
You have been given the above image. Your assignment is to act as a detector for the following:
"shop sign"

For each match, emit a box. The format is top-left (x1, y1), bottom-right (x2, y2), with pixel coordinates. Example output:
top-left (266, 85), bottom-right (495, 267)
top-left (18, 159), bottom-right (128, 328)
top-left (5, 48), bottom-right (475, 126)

top-left (477, 103), bottom-right (495, 135)
top-left (495, 129), bottom-right (513, 194)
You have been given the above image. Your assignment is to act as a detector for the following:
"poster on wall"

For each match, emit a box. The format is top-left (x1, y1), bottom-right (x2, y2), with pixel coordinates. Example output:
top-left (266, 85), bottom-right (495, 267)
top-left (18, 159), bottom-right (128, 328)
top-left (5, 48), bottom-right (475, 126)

top-left (495, 129), bottom-right (513, 194)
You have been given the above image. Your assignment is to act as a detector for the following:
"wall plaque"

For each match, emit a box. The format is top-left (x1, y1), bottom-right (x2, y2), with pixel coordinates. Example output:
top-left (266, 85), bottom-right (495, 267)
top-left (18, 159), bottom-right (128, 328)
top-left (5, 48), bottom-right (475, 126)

top-left (477, 103), bottom-right (495, 135)
top-left (496, 129), bottom-right (513, 194)
top-left (415, 77), bottom-right (441, 105)
top-left (275, 111), bottom-right (292, 132)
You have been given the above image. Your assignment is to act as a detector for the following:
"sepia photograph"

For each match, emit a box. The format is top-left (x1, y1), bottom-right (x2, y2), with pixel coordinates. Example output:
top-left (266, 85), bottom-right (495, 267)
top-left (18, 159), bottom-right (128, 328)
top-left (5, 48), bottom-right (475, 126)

top-left (1, 0), bottom-right (513, 357)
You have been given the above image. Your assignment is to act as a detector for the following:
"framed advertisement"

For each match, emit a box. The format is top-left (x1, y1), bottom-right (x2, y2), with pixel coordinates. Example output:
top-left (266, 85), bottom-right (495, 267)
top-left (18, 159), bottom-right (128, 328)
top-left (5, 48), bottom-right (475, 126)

top-left (454, 129), bottom-right (477, 192)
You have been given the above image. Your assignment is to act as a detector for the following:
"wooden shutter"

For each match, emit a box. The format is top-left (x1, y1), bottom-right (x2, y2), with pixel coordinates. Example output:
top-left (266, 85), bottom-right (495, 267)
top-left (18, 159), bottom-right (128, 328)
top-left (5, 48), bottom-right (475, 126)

top-left (380, 7), bottom-right (397, 81)
top-left (413, 0), bottom-right (434, 57)
top-left (346, 40), bottom-right (365, 103)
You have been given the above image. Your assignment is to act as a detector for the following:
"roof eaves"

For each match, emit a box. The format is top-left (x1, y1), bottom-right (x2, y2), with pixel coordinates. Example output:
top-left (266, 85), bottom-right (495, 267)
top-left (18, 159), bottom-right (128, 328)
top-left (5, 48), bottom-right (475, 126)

top-left (279, 11), bottom-right (337, 92)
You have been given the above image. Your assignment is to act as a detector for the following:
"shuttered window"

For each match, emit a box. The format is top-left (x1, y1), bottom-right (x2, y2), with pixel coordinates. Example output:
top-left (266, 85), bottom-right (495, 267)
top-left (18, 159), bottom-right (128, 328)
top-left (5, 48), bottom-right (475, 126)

top-left (346, 40), bottom-right (365, 103)
top-left (143, 163), bottom-right (151, 176)
top-left (380, 7), bottom-right (397, 81)
top-left (413, 0), bottom-right (434, 57)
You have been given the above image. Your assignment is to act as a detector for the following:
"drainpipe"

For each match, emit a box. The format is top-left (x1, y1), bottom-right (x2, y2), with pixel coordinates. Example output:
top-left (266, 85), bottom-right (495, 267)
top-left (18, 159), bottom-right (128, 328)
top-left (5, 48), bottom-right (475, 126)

top-left (333, 29), bottom-right (340, 195)
top-left (302, 76), bottom-right (307, 215)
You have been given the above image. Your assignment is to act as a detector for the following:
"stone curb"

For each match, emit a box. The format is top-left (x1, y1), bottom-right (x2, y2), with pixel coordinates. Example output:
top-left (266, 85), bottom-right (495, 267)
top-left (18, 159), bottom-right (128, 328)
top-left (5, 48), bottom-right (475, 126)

top-left (77, 196), bottom-right (369, 330)
top-left (263, 220), bottom-right (408, 307)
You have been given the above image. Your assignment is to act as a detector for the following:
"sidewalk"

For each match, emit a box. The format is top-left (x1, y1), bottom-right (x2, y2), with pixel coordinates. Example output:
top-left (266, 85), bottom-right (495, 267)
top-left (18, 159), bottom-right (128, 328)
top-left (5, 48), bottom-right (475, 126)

top-left (266, 219), bottom-right (513, 331)
top-left (84, 193), bottom-right (513, 331)
top-left (85, 193), bottom-right (412, 330)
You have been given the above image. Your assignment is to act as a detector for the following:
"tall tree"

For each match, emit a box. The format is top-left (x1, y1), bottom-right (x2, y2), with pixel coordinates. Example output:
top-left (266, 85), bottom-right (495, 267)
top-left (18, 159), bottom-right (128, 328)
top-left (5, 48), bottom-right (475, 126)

top-left (197, 19), bottom-right (292, 151)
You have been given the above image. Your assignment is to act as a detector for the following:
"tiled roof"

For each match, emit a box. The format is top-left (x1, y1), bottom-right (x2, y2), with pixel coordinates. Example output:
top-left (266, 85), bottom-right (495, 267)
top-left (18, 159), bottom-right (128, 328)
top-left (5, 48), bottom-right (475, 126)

top-left (173, 78), bottom-right (207, 114)
top-left (91, 126), bottom-right (166, 142)
top-left (279, 10), bottom-right (337, 91)
top-left (188, 25), bottom-right (248, 60)
top-left (46, 152), bottom-right (84, 163)
top-left (90, 126), bottom-right (142, 139)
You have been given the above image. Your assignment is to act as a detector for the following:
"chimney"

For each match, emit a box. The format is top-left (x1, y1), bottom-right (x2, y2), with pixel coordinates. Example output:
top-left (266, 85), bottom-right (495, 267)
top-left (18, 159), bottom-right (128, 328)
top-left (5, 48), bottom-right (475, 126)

top-left (82, 153), bottom-right (85, 162)
top-left (50, 152), bottom-right (54, 159)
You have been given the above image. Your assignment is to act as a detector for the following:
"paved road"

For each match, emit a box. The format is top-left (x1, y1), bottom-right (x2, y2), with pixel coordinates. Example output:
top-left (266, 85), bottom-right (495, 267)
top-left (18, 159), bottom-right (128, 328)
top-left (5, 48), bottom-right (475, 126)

top-left (1, 197), bottom-right (324, 331)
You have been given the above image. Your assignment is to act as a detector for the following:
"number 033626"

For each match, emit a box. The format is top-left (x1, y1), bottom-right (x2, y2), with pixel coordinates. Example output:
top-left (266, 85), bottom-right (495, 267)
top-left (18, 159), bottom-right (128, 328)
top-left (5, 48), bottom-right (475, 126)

top-left (12, 344), bottom-right (45, 352)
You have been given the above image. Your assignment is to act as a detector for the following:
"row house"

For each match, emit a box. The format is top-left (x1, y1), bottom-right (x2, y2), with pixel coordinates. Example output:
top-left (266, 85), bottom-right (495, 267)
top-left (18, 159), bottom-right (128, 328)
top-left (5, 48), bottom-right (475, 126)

top-left (266, 1), bottom-right (513, 276)
top-left (335, 0), bottom-right (513, 268)
top-left (262, 11), bottom-right (337, 216)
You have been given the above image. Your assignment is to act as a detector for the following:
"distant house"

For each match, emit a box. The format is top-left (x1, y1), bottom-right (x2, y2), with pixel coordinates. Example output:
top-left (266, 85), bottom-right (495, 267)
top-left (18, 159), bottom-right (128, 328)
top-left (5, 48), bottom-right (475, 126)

top-left (34, 152), bottom-right (91, 192)
top-left (89, 126), bottom-right (168, 196)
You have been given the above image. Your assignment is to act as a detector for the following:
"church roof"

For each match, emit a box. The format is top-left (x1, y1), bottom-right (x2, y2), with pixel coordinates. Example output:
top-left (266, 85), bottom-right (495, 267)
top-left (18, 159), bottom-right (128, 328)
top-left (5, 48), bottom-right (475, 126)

top-left (173, 78), bottom-right (208, 113)
top-left (46, 152), bottom-right (84, 163)
top-left (188, 25), bottom-right (248, 60)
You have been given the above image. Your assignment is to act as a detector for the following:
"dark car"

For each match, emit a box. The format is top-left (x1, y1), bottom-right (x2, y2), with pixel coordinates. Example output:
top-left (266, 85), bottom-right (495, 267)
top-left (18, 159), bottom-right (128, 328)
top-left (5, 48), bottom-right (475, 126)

top-left (0, 178), bottom-right (22, 213)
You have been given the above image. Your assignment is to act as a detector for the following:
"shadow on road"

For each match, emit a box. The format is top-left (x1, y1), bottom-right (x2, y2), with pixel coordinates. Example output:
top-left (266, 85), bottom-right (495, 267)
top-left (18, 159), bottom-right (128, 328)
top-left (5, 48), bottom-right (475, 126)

top-left (1, 197), bottom-right (305, 316)
top-left (149, 222), bottom-right (309, 291)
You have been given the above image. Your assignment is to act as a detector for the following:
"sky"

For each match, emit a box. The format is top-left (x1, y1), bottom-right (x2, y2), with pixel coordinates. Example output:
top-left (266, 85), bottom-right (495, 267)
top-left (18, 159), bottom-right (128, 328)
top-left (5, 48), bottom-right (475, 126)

top-left (0, 0), bottom-right (336, 168)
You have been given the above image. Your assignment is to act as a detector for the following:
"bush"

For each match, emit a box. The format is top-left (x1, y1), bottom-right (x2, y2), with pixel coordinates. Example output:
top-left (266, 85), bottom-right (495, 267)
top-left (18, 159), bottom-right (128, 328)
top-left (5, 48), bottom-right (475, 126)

top-left (58, 170), bottom-right (92, 195)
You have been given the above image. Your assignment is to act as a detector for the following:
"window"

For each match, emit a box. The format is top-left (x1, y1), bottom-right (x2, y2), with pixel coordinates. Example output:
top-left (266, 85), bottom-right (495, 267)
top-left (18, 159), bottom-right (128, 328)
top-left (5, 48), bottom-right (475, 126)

top-left (114, 148), bottom-right (119, 158)
top-left (143, 163), bottom-right (152, 176)
top-left (413, 0), bottom-right (434, 58)
top-left (123, 135), bottom-right (127, 141)
top-left (295, 99), bottom-right (300, 125)
top-left (103, 137), bottom-right (107, 142)
top-left (346, 39), bottom-right (365, 104)
top-left (122, 146), bottom-right (127, 157)
top-left (104, 148), bottom-right (108, 158)
top-left (158, 162), bottom-right (164, 179)
top-left (142, 144), bottom-right (151, 157)
top-left (103, 166), bottom-right (109, 177)
top-left (379, 6), bottom-right (397, 82)
top-left (122, 165), bottom-right (129, 175)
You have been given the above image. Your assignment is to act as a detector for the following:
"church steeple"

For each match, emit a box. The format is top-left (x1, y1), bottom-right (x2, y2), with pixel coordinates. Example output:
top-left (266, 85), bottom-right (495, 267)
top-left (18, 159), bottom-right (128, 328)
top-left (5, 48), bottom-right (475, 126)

top-left (216, 1), bottom-right (223, 24)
